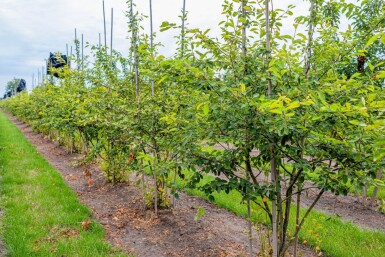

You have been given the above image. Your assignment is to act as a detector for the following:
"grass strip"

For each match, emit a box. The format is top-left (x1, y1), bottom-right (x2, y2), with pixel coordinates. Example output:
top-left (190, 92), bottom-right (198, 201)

top-left (174, 170), bottom-right (385, 257)
top-left (0, 111), bottom-right (128, 257)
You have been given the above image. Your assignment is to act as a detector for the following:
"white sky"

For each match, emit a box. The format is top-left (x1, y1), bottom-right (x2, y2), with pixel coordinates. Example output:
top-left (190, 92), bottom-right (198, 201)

top-left (0, 0), bottom-right (309, 95)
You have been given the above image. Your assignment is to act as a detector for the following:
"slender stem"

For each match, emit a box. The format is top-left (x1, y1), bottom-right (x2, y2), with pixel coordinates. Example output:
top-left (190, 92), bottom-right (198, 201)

top-left (153, 152), bottom-right (158, 216)
top-left (266, 1), bottom-right (272, 97)
top-left (110, 8), bottom-right (114, 65)
top-left (247, 199), bottom-right (253, 257)
top-left (99, 33), bottom-right (101, 51)
top-left (181, 0), bottom-right (186, 57)
top-left (370, 169), bottom-right (382, 206)
top-left (103, 0), bottom-right (107, 53)
top-left (149, 0), bottom-right (154, 96)
top-left (282, 188), bottom-right (325, 254)
top-left (75, 28), bottom-right (79, 71)
top-left (81, 34), bottom-right (84, 71)
top-left (172, 170), bottom-right (177, 207)
top-left (305, 0), bottom-right (315, 78)
top-left (293, 183), bottom-right (301, 257)
top-left (265, 1), bottom-right (278, 256)
top-left (241, 2), bottom-right (252, 255)
top-left (130, 0), bottom-right (140, 99)
top-left (242, 0), bottom-right (247, 58)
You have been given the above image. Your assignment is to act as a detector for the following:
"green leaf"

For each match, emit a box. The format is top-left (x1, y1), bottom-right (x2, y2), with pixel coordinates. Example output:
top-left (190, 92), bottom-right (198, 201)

top-left (377, 71), bottom-right (385, 79)
top-left (365, 33), bottom-right (381, 48)
top-left (203, 103), bottom-right (209, 115)
top-left (368, 62), bottom-right (374, 72)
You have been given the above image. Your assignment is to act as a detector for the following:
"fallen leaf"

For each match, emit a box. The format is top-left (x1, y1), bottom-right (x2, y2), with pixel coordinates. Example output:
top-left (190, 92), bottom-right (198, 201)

top-left (81, 219), bottom-right (91, 230)
top-left (88, 177), bottom-right (93, 187)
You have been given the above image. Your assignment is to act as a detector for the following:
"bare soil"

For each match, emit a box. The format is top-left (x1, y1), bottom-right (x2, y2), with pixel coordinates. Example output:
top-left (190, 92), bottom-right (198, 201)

top-left (301, 188), bottom-right (385, 232)
top-left (5, 114), bottom-right (383, 257)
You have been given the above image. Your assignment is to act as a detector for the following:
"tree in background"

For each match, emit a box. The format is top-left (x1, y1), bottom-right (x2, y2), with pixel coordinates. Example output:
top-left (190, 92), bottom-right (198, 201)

top-left (3, 78), bottom-right (24, 98)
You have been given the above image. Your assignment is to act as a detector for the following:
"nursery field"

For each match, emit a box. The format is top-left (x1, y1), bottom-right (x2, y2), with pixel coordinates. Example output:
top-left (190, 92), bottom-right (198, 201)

top-left (1, 0), bottom-right (385, 256)
top-left (0, 111), bottom-right (384, 256)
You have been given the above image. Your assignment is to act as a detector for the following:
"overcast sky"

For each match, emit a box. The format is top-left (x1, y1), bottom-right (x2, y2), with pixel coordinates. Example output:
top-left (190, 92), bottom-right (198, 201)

top-left (0, 0), bottom-right (309, 95)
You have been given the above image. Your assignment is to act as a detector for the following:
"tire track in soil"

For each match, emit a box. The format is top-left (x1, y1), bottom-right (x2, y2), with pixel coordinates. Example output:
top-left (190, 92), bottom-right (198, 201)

top-left (8, 114), bottom-right (317, 257)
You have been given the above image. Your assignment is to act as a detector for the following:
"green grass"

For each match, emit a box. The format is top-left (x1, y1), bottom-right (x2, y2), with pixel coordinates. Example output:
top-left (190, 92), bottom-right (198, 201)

top-left (0, 111), bottom-right (129, 257)
top-left (174, 170), bottom-right (385, 257)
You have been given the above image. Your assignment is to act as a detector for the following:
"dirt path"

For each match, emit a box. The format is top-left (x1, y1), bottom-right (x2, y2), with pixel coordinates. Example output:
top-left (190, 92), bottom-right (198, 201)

top-left (300, 187), bottom-right (385, 232)
top-left (3, 114), bottom-right (332, 257)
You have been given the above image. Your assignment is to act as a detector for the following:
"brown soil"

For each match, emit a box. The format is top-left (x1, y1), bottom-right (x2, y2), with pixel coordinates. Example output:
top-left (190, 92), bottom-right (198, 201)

top-left (301, 188), bottom-right (385, 232)
top-left (5, 114), bottom-right (381, 257)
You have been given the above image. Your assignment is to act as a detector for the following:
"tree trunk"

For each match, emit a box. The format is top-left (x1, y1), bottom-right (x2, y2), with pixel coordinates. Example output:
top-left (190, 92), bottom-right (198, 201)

top-left (362, 184), bottom-right (367, 206)
top-left (241, 2), bottom-right (252, 256)
top-left (370, 169), bottom-right (382, 206)
top-left (264, 1), bottom-right (278, 256)
top-left (293, 184), bottom-right (301, 257)
top-left (247, 200), bottom-right (253, 257)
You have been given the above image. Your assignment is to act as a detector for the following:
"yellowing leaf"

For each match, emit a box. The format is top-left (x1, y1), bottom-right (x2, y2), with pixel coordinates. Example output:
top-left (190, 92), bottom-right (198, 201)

top-left (286, 101), bottom-right (300, 111)
top-left (203, 103), bottom-right (209, 115)
top-left (270, 109), bottom-right (282, 114)
top-left (240, 83), bottom-right (246, 93)
top-left (285, 112), bottom-right (295, 117)
top-left (366, 33), bottom-right (381, 48)
top-left (301, 100), bottom-right (315, 106)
